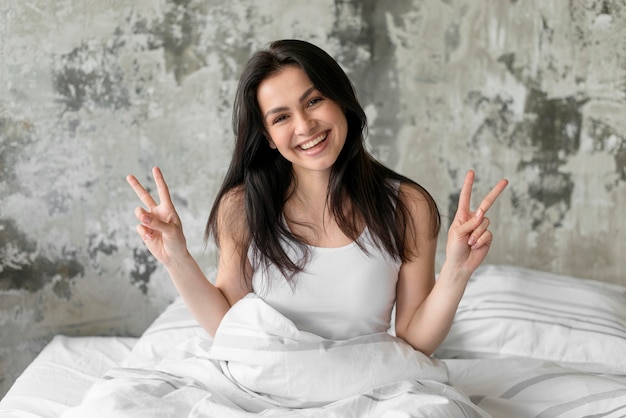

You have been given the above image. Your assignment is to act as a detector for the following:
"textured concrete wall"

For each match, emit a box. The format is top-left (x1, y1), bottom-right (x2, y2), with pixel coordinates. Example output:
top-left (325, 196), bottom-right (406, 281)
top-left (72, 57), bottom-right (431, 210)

top-left (1, 0), bottom-right (624, 397)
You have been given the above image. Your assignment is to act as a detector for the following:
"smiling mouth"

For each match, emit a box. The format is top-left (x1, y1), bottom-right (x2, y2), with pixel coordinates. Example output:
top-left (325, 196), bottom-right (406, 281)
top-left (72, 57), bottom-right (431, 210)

top-left (299, 131), bottom-right (328, 150)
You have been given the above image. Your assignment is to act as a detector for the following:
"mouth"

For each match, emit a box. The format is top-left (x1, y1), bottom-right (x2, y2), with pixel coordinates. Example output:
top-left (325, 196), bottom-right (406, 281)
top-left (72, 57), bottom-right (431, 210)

top-left (298, 131), bottom-right (328, 150)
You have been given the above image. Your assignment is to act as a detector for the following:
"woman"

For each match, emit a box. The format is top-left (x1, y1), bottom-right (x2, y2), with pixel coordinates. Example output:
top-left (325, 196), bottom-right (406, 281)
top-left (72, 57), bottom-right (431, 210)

top-left (127, 39), bottom-right (508, 357)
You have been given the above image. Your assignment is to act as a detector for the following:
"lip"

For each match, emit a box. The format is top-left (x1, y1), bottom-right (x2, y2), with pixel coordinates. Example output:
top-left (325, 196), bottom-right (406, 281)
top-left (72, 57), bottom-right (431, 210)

top-left (295, 130), bottom-right (331, 157)
top-left (296, 130), bottom-right (330, 151)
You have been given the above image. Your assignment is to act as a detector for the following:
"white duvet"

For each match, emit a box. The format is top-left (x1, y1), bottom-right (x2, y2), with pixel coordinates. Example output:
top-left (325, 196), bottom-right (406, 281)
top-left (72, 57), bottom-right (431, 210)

top-left (3, 265), bottom-right (626, 417)
top-left (60, 294), bottom-right (488, 418)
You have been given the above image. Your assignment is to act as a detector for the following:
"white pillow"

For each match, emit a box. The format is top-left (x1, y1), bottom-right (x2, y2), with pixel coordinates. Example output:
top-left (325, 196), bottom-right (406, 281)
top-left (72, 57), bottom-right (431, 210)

top-left (436, 265), bottom-right (626, 372)
top-left (123, 297), bottom-right (206, 368)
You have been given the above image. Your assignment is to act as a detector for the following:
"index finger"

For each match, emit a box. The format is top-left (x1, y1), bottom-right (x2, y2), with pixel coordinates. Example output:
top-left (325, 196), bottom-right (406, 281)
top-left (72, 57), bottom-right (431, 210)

top-left (476, 178), bottom-right (509, 215)
top-left (126, 174), bottom-right (158, 209)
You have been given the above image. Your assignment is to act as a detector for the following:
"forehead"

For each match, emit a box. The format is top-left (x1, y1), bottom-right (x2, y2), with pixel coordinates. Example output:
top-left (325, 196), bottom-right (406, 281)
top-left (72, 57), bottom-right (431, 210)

top-left (257, 66), bottom-right (314, 109)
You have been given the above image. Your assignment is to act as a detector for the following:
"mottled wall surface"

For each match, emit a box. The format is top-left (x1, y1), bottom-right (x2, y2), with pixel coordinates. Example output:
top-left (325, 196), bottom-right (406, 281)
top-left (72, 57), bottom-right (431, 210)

top-left (1, 0), bottom-right (624, 397)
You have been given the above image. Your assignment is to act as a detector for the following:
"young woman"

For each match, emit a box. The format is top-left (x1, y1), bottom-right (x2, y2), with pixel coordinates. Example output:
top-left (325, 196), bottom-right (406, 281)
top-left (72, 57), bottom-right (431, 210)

top-left (127, 39), bottom-right (508, 357)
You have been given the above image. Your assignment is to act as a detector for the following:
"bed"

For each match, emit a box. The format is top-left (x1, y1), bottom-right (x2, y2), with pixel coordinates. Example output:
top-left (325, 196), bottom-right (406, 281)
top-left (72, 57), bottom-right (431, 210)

top-left (1, 264), bottom-right (625, 417)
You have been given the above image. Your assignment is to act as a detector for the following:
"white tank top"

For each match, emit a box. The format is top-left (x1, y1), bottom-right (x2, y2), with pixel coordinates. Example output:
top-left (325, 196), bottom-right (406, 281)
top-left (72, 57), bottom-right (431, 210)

top-left (251, 227), bottom-right (401, 340)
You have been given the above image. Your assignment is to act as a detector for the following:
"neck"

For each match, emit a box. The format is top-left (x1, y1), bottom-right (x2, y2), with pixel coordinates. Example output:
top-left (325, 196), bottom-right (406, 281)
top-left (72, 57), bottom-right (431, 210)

top-left (286, 170), bottom-right (334, 223)
top-left (292, 168), bottom-right (330, 201)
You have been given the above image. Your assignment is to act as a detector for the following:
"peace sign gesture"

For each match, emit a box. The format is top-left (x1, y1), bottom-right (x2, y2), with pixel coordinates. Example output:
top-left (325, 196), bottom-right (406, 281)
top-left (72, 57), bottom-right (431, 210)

top-left (445, 170), bottom-right (508, 275)
top-left (127, 167), bottom-right (189, 267)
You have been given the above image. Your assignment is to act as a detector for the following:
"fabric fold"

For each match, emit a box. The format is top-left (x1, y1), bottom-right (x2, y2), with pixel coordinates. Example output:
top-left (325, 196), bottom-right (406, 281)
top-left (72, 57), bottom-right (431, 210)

top-left (61, 293), bottom-right (489, 417)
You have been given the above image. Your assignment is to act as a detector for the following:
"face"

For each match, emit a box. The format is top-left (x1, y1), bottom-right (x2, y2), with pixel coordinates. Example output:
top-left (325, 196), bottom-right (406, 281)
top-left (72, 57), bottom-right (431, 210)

top-left (257, 65), bottom-right (348, 179)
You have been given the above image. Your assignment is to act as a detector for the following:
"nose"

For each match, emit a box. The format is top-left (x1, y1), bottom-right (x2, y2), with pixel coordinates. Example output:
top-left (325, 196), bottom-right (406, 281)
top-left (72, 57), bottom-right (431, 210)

top-left (294, 112), bottom-right (316, 136)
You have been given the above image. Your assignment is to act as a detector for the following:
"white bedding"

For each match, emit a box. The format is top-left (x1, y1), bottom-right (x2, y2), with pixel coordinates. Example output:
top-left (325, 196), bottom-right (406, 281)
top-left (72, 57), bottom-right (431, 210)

top-left (0, 336), bottom-right (137, 418)
top-left (1, 265), bottom-right (625, 417)
top-left (447, 358), bottom-right (626, 417)
top-left (59, 294), bottom-right (488, 417)
top-left (436, 265), bottom-right (626, 372)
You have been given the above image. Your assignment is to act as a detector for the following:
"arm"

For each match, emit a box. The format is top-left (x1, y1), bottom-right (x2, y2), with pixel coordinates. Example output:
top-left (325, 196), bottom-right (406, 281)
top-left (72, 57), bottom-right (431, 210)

top-left (394, 170), bottom-right (508, 355)
top-left (127, 167), bottom-right (249, 336)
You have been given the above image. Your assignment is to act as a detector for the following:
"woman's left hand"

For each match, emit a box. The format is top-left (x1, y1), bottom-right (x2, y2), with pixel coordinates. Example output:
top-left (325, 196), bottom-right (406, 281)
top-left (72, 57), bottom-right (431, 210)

top-left (445, 170), bottom-right (508, 276)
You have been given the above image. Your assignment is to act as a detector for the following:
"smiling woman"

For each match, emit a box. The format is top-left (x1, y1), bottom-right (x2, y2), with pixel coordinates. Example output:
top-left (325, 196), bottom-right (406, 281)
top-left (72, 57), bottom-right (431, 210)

top-left (60, 39), bottom-right (508, 417)
top-left (5, 22), bottom-right (620, 415)
top-left (2, 0), bottom-right (625, 413)
top-left (257, 67), bottom-right (348, 176)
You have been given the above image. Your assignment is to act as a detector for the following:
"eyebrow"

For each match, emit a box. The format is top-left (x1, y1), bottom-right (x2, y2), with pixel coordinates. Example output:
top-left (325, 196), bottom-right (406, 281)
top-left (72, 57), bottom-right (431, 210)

top-left (263, 86), bottom-right (317, 120)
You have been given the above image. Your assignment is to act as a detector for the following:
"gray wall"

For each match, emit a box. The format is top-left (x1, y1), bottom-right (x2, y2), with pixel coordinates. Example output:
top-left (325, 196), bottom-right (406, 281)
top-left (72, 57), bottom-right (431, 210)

top-left (1, 0), bottom-right (625, 398)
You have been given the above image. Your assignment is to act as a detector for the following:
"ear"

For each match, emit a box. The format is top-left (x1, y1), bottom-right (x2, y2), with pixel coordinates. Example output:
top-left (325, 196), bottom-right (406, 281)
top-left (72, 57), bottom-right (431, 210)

top-left (266, 136), bottom-right (277, 149)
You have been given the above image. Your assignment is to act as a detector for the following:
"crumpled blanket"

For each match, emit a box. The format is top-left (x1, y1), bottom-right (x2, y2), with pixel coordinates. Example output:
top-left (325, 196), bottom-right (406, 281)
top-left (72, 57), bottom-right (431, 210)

top-left (61, 294), bottom-right (490, 417)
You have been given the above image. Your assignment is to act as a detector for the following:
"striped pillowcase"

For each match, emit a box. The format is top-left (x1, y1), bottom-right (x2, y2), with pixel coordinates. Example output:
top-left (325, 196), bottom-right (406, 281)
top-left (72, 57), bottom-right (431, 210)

top-left (436, 265), bottom-right (626, 372)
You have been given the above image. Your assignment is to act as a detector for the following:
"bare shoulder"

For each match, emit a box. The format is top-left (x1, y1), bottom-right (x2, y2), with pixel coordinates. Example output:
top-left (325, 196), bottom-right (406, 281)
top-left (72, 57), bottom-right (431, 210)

top-left (398, 181), bottom-right (435, 211)
top-left (215, 185), bottom-right (248, 246)
top-left (397, 181), bottom-right (440, 238)
top-left (218, 185), bottom-right (245, 214)
top-left (214, 185), bottom-right (252, 299)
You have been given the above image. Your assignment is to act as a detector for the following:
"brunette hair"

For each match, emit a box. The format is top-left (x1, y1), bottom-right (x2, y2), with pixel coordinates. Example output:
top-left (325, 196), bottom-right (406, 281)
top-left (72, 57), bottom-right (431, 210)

top-left (206, 39), bottom-right (440, 285)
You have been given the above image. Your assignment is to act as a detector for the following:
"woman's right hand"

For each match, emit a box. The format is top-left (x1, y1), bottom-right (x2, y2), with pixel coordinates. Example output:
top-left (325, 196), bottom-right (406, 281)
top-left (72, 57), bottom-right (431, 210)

top-left (127, 167), bottom-right (189, 266)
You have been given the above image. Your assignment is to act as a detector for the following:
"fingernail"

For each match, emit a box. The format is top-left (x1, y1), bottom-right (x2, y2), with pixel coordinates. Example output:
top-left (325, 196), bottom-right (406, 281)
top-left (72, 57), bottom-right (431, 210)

top-left (468, 236), bottom-right (476, 246)
top-left (144, 232), bottom-right (152, 241)
top-left (475, 208), bottom-right (483, 218)
top-left (141, 215), bottom-right (151, 225)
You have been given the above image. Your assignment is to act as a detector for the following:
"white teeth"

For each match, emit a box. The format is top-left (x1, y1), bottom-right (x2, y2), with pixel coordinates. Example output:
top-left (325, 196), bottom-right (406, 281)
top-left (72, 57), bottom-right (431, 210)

top-left (300, 132), bottom-right (327, 150)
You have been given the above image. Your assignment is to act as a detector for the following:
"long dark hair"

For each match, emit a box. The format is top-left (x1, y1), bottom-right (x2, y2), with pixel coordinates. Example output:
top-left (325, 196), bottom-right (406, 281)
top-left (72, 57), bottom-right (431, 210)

top-left (206, 39), bottom-right (440, 286)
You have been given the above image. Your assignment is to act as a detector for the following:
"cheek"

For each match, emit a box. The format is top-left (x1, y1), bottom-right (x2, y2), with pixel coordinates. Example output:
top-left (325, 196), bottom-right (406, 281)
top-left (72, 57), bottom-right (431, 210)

top-left (331, 106), bottom-right (348, 131)
top-left (266, 127), bottom-right (290, 150)
top-left (335, 114), bottom-right (349, 139)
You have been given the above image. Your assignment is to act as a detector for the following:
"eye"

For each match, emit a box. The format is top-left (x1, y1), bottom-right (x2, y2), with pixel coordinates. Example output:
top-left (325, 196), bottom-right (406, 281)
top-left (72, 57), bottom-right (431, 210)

top-left (307, 97), bottom-right (324, 107)
top-left (272, 114), bottom-right (288, 125)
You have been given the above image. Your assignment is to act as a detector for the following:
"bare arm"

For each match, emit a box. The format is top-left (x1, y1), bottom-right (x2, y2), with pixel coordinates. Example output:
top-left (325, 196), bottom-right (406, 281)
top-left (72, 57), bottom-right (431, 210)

top-left (395, 170), bottom-right (508, 355)
top-left (127, 167), bottom-right (248, 336)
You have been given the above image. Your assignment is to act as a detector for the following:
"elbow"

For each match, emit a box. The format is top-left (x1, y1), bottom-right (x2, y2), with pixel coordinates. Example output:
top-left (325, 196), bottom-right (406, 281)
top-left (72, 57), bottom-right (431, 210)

top-left (395, 328), bottom-right (437, 357)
